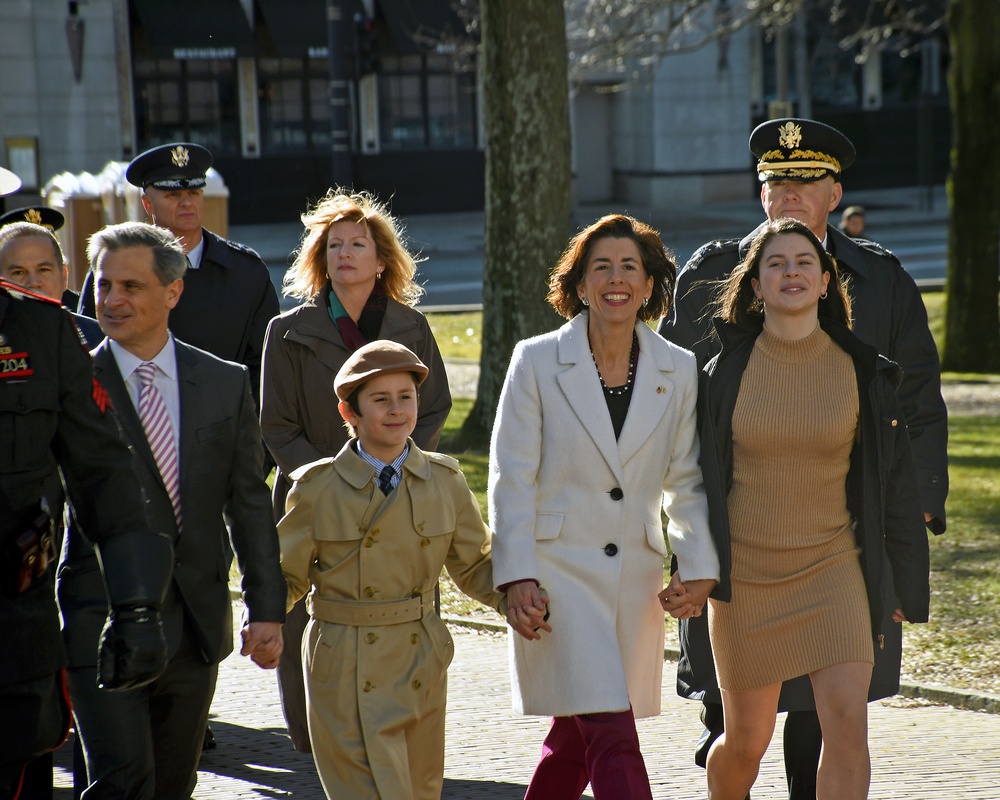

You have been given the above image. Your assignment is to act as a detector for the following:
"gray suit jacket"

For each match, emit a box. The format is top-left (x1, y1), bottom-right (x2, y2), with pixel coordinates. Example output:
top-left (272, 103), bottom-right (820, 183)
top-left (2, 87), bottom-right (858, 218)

top-left (58, 338), bottom-right (286, 668)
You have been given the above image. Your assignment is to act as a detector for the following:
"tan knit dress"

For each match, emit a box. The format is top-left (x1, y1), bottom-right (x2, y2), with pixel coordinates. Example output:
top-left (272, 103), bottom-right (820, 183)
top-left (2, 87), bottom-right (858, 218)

top-left (709, 325), bottom-right (874, 693)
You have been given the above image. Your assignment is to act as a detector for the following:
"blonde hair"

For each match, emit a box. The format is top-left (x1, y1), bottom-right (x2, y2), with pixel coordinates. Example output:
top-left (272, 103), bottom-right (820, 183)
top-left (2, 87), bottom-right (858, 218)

top-left (283, 188), bottom-right (422, 305)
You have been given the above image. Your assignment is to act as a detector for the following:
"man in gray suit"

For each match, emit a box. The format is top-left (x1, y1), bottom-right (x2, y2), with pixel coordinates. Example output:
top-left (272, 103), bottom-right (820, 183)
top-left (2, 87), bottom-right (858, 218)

top-left (57, 221), bottom-right (287, 800)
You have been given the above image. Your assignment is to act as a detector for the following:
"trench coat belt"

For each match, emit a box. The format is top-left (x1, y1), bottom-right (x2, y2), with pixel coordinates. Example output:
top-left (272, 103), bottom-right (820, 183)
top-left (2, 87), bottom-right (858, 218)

top-left (307, 589), bottom-right (438, 626)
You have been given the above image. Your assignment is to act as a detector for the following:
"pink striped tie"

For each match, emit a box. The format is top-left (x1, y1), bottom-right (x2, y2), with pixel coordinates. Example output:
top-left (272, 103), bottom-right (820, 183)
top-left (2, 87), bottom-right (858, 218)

top-left (136, 362), bottom-right (182, 530)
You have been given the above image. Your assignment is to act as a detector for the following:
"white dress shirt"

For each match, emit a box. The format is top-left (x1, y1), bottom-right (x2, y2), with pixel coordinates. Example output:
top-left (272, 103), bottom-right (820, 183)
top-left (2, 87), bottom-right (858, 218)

top-left (109, 335), bottom-right (182, 457)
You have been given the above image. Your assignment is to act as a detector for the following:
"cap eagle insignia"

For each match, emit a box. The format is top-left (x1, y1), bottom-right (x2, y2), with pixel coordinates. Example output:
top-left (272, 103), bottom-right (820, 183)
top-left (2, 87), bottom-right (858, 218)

top-left (170, 146), bottom-right (190, 167)
top-left (778, 121), bottom-right (802, 150)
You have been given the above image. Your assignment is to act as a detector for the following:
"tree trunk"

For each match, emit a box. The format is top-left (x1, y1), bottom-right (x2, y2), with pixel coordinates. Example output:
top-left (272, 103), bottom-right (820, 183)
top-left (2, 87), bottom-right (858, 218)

top-left (457, 0), bottom-right (571, 448)
top-left (942, 0), bottom-right (1000, 371)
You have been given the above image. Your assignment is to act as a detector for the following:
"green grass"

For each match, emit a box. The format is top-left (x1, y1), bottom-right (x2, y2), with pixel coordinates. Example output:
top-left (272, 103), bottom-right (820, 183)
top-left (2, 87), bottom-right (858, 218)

top-left (899, 416), bottom-right (1000, 693)
top-left (424, 311), bottom-right (482, 361)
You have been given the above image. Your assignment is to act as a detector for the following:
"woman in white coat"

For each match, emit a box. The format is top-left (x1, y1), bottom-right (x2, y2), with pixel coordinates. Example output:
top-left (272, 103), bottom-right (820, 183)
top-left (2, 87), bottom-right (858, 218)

top-left (489, 214), bottom-right (721, 800)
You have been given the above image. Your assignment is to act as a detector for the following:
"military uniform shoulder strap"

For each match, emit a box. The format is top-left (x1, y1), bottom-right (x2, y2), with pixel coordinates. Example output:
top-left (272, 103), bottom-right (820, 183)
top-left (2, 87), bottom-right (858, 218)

top-left (0, 278), bottom-right (62, 305)
top-left (685, 238), bottom-right (740, 272)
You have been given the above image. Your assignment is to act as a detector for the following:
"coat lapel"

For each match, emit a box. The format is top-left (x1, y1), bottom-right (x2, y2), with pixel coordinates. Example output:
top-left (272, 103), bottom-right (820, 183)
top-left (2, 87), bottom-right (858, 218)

top-left (616, 324), bottom-right (676, 467)
top-left (92, 342), bottom-right (161, 482)
top-left (555, 315), bottom-right (625, 486)
top-left (174, 341), bottom-right (199, 501)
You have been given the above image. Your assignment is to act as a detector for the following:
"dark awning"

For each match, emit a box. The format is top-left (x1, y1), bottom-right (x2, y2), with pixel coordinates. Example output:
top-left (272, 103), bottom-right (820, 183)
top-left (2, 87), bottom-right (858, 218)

top-left (258, 0), bottom-right (326, 57)
top-left (257, 0), bottom-right (365, 58)
top-left (377, 0), bottom-right (470, 55)
top-left (131, 0), bottom-right (255, 59)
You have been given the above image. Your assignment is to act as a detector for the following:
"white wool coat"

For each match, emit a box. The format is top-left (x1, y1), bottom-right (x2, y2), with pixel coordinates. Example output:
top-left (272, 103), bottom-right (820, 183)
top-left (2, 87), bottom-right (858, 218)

top-left (488, 314), bottom-right (719, 718)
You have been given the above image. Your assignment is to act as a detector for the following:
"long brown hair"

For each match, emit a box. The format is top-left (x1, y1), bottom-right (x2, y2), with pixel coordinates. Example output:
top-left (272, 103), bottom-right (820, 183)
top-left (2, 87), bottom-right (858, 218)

top-left (716, 217), bottom-right (852, 330)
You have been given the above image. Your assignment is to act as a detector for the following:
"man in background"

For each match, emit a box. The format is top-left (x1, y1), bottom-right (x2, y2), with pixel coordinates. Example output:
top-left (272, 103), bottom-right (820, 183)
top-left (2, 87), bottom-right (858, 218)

top-left (839, 204), bottom-right (866, 237)
top-left (78, 143), bottom-right (279, 409)
top-left (0, 206), bottom-right (80, 309)
top-left (0, 220), bottom-right (102, 345)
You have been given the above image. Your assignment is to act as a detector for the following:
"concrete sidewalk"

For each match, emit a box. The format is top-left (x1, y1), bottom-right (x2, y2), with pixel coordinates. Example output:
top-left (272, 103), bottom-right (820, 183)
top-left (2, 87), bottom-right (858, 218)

top-left (52, 621), bottom-right (1000, 799)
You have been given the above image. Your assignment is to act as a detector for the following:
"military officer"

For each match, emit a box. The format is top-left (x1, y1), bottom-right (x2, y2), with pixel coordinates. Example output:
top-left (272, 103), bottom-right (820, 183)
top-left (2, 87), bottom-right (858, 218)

top-left (77, 142), bottom-right (279, 408)
top-left (658, 118), bottom-right (948, 800)
top-left (0, 220), bottom-right (102, 345)
top-left (0, 206), bottom-right (80, 311)
top-left (0, 166), bottom-right (173, 799)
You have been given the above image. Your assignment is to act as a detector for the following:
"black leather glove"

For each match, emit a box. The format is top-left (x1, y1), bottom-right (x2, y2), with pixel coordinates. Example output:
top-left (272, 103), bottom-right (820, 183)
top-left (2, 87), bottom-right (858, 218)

top-left (94, 531), bottom-right (174, 691)
top-left (97, 605), bottom-right (168, 690)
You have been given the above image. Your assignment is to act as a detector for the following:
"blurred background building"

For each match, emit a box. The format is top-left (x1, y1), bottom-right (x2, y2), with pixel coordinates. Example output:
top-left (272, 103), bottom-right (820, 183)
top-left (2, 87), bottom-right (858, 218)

top-left (0, 0), bottom-right (949, 223)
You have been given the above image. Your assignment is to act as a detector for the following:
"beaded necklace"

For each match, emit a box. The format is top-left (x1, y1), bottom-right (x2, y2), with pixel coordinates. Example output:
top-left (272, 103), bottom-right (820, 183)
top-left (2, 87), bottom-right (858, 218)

top-left (591, 331), bottom-right (639, 396)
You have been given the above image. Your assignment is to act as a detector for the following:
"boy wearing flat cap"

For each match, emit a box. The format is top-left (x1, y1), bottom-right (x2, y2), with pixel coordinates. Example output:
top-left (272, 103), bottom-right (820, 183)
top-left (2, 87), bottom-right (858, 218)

top-left (278, 340), bottom-right (515, 800)
top-left (659, 118), bottom-right (948, 800)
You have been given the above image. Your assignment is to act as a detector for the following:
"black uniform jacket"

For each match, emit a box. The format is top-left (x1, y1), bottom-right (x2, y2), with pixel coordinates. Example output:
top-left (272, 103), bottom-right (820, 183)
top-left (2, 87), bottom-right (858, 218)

top-left (660, 222), bottom-right (948, 532)
top-left (58, 338), bottom-right (286, 668)
top-left (79, 228), bottom-right (279, 406)
top-left (677, 317), bottom-right (930, 708)
top-left (0, 283), bottom-right (149, 687)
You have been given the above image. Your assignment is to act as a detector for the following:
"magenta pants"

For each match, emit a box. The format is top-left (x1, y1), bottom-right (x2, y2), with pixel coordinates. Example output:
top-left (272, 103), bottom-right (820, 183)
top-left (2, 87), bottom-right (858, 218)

top-left (524, 708), bottom-right (653, 800)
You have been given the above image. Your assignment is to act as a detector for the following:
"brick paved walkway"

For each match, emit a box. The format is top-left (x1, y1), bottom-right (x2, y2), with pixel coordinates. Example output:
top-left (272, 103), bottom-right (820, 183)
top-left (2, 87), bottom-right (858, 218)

top-left (54, 622), bottom-right (1000, 799)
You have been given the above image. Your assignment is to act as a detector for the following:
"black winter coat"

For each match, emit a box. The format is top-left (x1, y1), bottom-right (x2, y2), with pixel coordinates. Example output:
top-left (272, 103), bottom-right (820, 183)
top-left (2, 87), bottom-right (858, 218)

top-left (660, 222), bottom-right (948, 533)
top-left (677, 317), bottom-right (930, 709)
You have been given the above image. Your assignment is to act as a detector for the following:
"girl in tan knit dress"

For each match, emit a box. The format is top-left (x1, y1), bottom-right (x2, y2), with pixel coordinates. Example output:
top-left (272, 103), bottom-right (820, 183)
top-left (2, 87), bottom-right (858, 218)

top-left (692, 218), bottom-right (930, 800)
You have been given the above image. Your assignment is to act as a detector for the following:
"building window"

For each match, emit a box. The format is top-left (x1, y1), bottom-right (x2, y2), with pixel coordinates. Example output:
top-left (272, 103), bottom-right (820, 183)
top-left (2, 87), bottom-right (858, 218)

top-left (134, 58), bottom-right (240, 154)
top-left (258, 58), bottom-right (332, 153)
top-left (377, 54), bottom-right (477, 151)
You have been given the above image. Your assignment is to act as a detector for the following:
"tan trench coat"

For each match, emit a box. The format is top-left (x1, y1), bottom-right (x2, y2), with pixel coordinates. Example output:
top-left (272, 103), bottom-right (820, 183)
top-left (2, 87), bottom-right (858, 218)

top-left (279, 441), bottom-right (505, 800)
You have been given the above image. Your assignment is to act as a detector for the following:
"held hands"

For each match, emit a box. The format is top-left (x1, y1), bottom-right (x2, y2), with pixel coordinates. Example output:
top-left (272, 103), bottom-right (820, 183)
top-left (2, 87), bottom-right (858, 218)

top-left (505, 582), bottom-right (551, 641)
top-left (892, 607), bottom-right (909, 623)
top-left (240, 622), bottom-right (284, 669)
top-left (97, 605), bottom-right (168, 691)
top-left (659, 572), bottom-right (717, 620)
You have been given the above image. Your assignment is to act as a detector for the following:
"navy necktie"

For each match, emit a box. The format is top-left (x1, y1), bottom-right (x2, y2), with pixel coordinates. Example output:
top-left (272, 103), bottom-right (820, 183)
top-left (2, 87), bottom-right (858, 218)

top-left (378, 465), bottom-right (395, 496)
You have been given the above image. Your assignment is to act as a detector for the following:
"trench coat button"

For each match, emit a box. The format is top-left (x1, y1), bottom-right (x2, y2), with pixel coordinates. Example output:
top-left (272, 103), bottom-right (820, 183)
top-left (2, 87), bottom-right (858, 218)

top-left (604, 543), bottom-right (618, 557)
top-left (411, 587), bottom-right (421, 596)
top-left (890, 419), bottom-right (898, 427)
top-left (930, 475), bottom-right (940, 485)
top-left (358, 525), bottom-right (367, 534)
top-left (417, 522), bottom-right (425, 532)
top-left (364, 586), bottom-right (377, 598)
top-left (420, 538), bottom-right (431, 548)
top-left (364, 632), bottom-right (377, 644)
top-left (362, 681), bottom-right (373, 692)
top-left (410, 633), bottom-right (419, 644)
top-left (370, 528), bottom-right (380, 537)
top-left (363, 538), bottom-right (375, 548)
top-left (411, 679), bottom-right (421, 690)
top-left (609, 488), bottom-right (623, 501)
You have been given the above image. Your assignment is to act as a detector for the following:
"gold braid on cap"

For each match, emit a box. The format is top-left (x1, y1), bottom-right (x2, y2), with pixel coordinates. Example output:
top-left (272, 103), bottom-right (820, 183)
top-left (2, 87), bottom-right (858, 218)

top-left (757, 148), bottom-right (842, 180)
